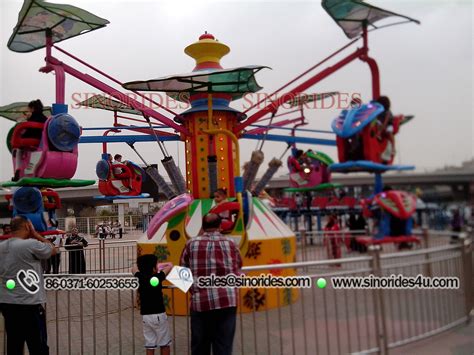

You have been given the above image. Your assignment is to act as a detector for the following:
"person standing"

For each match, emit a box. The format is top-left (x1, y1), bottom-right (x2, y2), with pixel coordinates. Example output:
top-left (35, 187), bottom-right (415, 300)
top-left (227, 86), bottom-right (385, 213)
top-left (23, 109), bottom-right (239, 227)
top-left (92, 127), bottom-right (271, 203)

top-left (180, 213), bottom-right (242, 355)
top-left (41, 235), bottom-right (63, 274)
top-left (49, 234), bottom-right (63, 274)
top-left (324, 214), bottom-right (342, 262)
top-left (97, 223), bottom-right (107, 240)
top-left (0, 216), bottom-right (57, 355)
top-left (64, 228), bottom-right (88, 274)
top-left (450, 208), bottom-right (463, 243)
top-left (110, 222), bottom-right (116, 239)
top-left (117, 221), bottom-right (123, 239)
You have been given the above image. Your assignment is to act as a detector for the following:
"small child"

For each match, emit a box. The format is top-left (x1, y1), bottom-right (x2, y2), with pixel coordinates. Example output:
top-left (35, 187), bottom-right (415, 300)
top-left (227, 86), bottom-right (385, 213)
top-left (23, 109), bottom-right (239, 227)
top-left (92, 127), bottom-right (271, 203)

top-left (213, 188), bottom-right (230, 220)
top-left (133, 255), bottom-right (173, 355)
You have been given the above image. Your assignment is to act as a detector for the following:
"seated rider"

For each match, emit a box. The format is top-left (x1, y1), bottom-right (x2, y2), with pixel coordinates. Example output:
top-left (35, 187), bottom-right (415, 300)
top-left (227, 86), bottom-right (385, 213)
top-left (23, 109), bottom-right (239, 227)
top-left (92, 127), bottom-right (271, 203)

top-left (102, 153), bottom-right (130, 194)
top-left (374, 96), bottom-right (394, 164)
top-left (112, 154), bottom-right (125, 175)
top-left (13, 100), bottom-right (48, 180)
top-left (288, 149), bottom-right (305, 172)
top-left (213, 188), bottom-right (237, 230)
top-left (214, 188), bottom-right (229, 217)
top-left (346, 98), bottom-right (364, 160)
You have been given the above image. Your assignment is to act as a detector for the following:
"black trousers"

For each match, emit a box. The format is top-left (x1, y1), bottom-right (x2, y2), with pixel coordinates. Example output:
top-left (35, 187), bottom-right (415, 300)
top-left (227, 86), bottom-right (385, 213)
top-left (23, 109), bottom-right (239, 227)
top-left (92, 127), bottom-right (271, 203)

top-left (191, 307), bottom-right (236, 355)
top-left (41, 255), bottom-right (61, 274)
top-left (1, 304), bottom-right (49, 355)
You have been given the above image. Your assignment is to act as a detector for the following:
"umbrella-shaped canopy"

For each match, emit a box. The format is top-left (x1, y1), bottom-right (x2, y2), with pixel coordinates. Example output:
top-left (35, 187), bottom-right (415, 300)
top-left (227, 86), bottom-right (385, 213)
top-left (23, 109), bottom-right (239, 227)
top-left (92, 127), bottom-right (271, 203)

top-left (122, 65), bottom-right (269, 102)
top-left (286, 91), bottom-right (339, 107)
top-left (78, 95), bottom-right (142, 116)
top-left (0, 102), bottom-right (52, 122)
top-left (322, 0), bottom-right (420, 39)
top-left (8, 0), bottom-right (109, 53)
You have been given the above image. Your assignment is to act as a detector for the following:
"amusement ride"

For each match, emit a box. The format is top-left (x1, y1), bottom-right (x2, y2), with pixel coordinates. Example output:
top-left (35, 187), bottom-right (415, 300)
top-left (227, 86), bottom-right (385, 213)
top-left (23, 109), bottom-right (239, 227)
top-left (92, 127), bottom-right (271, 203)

top-left (1, 0), bottom-right (420, 312)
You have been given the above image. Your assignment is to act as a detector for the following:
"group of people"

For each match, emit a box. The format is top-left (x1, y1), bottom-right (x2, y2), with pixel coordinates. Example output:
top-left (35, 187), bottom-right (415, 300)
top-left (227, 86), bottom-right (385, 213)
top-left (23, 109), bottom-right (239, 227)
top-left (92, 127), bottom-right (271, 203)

top-left (40, 230), bottom-right (88, 274)
top-left (95, 221), bottom-right (123, 239)
top-left (1, 210), bottom-right (244, 355)
top-left (134, 212), bottom-right (242, 355)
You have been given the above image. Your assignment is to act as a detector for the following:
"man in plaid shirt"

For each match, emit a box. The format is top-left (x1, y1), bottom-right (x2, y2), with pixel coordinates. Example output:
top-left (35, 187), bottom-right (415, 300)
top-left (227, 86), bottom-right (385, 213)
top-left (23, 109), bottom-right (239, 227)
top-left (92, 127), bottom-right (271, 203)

top-left (180, 213), bottom-right (242, 355)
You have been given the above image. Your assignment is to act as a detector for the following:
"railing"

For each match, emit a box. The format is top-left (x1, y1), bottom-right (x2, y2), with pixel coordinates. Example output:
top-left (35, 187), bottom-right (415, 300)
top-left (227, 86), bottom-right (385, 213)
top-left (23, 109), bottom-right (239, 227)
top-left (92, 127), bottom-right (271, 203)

top-left (1, 231), bottom-right (472, 354)
top-left (294, 228), bottom-right (466, 264)
top-left (44, 239), bottom-right (137, 274)
top-left (46, 228), bottom-right (453, 276)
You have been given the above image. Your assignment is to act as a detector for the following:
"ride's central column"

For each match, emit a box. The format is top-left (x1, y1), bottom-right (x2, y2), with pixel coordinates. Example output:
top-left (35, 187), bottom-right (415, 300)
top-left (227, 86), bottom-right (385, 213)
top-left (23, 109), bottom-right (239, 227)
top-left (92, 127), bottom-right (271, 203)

top-left (177, 33), bottom-right (242, 199)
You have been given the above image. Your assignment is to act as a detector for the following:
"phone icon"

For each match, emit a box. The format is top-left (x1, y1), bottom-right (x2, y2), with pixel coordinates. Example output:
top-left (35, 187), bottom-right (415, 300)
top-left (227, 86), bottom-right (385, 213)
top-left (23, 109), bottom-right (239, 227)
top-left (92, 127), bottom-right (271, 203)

top-left (17, 269), bottom-right (40, 294)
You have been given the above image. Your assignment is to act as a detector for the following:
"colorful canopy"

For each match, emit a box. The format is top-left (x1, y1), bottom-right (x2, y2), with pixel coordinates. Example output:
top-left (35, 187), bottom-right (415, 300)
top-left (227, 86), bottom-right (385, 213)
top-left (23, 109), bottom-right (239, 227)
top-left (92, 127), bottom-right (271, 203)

top-left (322, 0), bottom-right (420, 39)
top-left (8, 0), bottom-right (109, 53)
top-left (306, 150), bottom-right (334, 166)
top-left (2, 178), bottom-right (96, 188)
top-left (286, 92), bottom-right (339, 107)
top-left (122, 65), bottom-right (268, 102)
top-left (0, 102), bottom-right (52, 122)
top-left (78, 95), bottom-right (142, 116)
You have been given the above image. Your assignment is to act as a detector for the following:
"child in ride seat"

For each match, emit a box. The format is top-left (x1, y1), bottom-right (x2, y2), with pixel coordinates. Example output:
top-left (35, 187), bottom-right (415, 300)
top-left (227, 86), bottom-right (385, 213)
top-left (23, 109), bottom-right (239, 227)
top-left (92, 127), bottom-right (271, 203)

top-left (112, 154), bottom-right (125, 175)
top-left (12, 100), bottom-right (49, 180)
top-left (288, 149), bottom-right (305, 172)
top-left (23, 99), bottom-right (48, 139)
top-left (213, 188), bottom-right (229, 218)
top-left (213, 188), bottom-right (238, 232)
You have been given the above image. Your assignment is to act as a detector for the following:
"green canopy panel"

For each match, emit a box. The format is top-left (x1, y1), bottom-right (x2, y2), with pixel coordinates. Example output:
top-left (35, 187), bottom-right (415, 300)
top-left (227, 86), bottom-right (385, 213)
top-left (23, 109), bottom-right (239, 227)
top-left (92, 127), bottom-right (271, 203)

top-left (8, 0), bottom-right (109, 53)
top-left (78, 95), bottom-right (142, 116)
top-left (0, 102), bottom-right (52, 122)
top-left (6, 126), bottom-right (16, 153)
top-left (306, 150), bottom-right (335, 166)
top-left (122, 65), bottom-right (269, 102)
top-left (322, 0), bottom-right (420, 39)
top-left (286, 92), bottom-right (339, 107)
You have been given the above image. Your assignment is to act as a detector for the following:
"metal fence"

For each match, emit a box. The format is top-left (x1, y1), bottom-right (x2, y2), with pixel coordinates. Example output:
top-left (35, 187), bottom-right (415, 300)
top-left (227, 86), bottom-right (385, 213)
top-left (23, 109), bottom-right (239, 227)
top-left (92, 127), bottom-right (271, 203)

top-left (47, 228), bottom-right (452, 276)
top-left (57, 215), bottom-right (146, 236)
top-left (1, 231), bottom-right (472, 354)
top-left (42, 240), bottom-right (137, 275)
top-left (293, 228), bottom-right (457, 263)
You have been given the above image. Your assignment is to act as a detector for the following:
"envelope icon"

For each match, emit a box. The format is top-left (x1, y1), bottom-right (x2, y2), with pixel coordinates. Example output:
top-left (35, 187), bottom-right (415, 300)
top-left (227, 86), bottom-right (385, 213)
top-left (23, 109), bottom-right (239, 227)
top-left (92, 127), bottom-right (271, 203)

top-left (166, 266), bottom-right (194, 293)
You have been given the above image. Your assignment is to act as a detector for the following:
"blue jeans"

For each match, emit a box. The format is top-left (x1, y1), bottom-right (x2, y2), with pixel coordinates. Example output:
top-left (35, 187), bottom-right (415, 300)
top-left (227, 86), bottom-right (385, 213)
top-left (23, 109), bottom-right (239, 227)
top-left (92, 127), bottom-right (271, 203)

top-left (191, 307), bottom-right (237, 355)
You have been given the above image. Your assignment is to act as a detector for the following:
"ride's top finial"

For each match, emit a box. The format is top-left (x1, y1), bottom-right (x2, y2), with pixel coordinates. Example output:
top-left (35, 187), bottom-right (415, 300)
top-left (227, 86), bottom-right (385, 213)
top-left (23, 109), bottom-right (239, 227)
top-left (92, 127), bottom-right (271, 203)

top-left (185, 32), bottom-right (230, 71)
top-left (199, 32), bottom-right (215, 40)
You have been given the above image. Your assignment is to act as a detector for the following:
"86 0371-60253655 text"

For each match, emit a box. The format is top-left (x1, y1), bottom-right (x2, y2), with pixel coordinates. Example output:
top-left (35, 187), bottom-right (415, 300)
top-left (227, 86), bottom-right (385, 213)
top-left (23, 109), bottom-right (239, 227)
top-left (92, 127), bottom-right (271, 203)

top-left (43, 275), bottom-right (139, 290)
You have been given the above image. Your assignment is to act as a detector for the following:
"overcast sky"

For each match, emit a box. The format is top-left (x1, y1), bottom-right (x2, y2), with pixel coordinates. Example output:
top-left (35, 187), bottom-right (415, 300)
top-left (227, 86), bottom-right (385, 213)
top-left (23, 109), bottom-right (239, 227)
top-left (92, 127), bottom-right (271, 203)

top-left (1, 0), bottom-right (472, 182)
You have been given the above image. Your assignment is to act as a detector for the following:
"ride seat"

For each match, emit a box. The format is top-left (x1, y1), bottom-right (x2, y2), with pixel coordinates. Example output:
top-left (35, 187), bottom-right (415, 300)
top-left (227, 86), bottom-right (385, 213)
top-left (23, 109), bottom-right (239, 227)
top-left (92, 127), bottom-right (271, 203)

top-left (11, 122), bottom-right (45, 150)
top-left (210, 201), bottom-right (241, 234)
